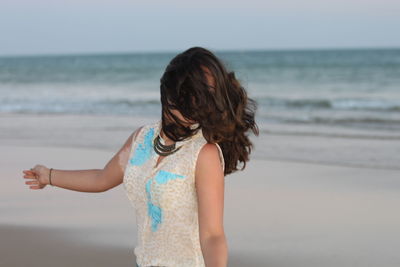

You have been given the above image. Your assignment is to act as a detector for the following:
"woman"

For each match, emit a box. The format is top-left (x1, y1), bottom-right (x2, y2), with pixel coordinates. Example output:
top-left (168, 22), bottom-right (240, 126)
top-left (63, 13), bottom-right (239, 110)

top-left (22, 46), bottom-right (259, 267)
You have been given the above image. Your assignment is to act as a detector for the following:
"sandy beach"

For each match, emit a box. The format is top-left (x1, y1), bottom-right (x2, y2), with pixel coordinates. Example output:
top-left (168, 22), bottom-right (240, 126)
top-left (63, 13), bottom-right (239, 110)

top-left (2, 114), bottom-right (400, 266)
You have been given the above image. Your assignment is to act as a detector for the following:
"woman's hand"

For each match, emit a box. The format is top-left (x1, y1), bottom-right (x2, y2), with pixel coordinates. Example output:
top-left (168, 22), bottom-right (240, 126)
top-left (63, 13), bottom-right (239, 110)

top-left (22, 164), bottom-right (50, 190)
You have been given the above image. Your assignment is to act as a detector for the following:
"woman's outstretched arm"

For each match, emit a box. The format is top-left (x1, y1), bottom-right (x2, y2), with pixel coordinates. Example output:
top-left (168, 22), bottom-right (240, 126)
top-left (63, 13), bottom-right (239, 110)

top-left (195, 143), bottom-right (228, 267)
top-left (22, 126), bottom-right (143, 193)
top-left (28, 167), bottom-right (104, 192)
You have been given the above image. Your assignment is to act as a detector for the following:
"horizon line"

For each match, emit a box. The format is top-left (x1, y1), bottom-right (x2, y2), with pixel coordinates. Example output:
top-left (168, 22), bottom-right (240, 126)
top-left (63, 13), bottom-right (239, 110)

top-left (1, 45), bottom-right (400, 59)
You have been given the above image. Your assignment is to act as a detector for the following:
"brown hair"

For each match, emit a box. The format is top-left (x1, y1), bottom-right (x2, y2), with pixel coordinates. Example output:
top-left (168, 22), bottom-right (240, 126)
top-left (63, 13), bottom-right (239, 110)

top-left (159, 46), bottom-right (259, 176)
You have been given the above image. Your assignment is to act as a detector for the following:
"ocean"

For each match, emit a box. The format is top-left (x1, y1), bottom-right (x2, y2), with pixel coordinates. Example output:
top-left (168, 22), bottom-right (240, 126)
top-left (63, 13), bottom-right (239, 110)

top-left (1, 48), bottom-right (399, 134)
top-left (1, 48), bottom-right (399, 169)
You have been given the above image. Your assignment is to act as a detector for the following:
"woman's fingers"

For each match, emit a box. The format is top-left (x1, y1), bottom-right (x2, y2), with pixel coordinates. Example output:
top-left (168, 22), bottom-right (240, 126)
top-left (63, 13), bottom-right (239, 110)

top-left (22, 169), bottom-right (43, 189)
top-left (25, 180), bottom-right (38, 185)
top-left (29, 185), bottom-right (40, 190)
top-left (23, 170), bottom-right (35, 176)
top-left (24, 178), bottom-right (40, 189)
top-left (23, 170), bottom-right (37, 178)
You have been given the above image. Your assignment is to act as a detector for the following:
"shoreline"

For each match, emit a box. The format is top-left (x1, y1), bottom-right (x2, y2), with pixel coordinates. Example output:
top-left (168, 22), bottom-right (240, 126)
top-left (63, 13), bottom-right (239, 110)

top-left (1, 112), bottom-right (399, 170)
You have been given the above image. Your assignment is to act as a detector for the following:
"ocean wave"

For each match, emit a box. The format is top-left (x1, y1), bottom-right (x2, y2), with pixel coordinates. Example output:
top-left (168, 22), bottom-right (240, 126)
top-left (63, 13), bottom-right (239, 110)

top-left (258, 96), bottom-right (400, 111)
top-left (261, 129), bottom-right (400, 140)
top-left (97, 99), bottom-right (160, 106)
top-left (282, 116), bottom-right (400, 126)
top-left (0, 98), bottom-right (161, 115)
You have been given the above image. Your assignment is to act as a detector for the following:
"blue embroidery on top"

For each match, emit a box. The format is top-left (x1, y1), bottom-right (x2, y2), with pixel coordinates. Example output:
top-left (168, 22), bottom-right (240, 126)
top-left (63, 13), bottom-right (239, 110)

top-left (130, 127), bottom-right (155, 166)
top-left (145, 179), bottom-right (162, 231)
top-left (154, 170), bottom-right (185, 184)
top-left (145, 170), bottom-right (186, 232)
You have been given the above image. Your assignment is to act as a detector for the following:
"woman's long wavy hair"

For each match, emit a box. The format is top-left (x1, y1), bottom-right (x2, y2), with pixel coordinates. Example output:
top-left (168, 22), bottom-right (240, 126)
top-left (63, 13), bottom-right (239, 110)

top-left (159, 46), bottom-right (259, 176)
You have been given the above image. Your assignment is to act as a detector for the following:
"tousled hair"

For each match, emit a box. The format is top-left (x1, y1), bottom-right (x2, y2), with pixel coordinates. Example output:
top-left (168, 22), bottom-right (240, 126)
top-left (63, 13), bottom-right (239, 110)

top-left (160, 46), bottom-right (259, 176)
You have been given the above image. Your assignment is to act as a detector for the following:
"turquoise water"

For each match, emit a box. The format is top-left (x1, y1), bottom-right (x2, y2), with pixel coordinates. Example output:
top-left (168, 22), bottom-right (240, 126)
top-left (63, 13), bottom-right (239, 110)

top-left (1, 48), bottom-right (399, 132)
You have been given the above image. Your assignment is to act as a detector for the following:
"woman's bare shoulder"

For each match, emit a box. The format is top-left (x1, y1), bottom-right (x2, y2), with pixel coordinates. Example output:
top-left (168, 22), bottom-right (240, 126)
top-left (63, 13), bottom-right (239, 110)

top-left (132, 125), bottom-right (145, 141)
top-left (195, 143), bottom-right (224, 181)
top-left (196, 143), bottom-right (225, 174)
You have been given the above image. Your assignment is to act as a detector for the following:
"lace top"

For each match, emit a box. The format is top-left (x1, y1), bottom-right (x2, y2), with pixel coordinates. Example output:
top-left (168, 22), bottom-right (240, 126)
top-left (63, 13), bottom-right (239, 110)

top-left (123, 119), bottom-right (225, 267)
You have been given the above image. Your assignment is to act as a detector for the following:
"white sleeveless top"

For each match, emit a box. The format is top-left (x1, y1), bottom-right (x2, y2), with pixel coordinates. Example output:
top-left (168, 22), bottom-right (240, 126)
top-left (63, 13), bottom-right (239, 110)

top-left (123, 119), bottom-right (225, 267)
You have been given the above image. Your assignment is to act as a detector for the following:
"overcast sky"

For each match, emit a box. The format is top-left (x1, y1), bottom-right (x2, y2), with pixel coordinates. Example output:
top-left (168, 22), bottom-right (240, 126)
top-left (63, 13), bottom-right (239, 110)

top-left (1, 0), bottom-right (399, 56)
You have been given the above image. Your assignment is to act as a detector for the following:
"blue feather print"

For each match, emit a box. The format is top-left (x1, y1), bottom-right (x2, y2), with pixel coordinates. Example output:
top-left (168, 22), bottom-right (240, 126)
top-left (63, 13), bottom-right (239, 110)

top-left (130, 127), bottom-right (155, 166)
top-left (147, 201), bottom-right (162, 231)
top-left (145, 179), bottom-right (163, 231)
top-left (145, 170), bottom-right (186, 232)
top-left (154, 169), bottom-right (185, 184)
